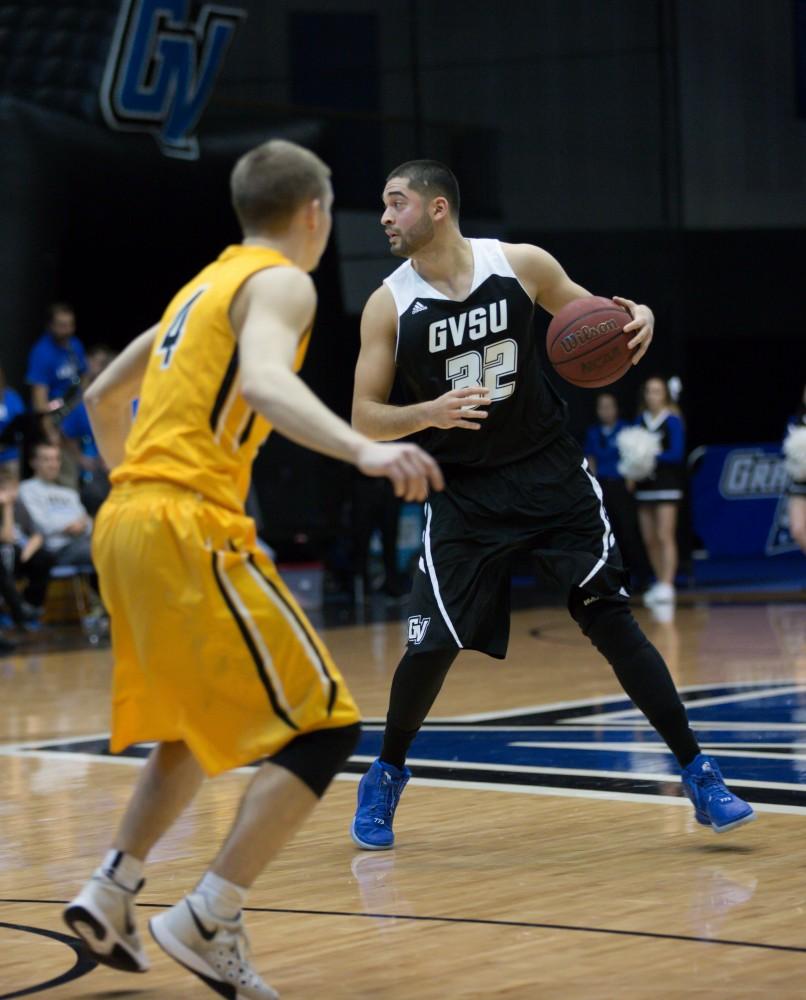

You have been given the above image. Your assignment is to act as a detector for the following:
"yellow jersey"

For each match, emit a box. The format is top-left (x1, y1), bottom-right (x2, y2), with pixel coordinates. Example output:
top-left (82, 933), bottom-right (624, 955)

top-left (112, 244), bottom-right (310, 512)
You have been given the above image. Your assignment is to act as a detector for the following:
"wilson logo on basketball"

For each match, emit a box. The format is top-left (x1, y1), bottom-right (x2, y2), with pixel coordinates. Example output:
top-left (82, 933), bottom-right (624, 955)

top-left (560, 319), bottom-right (619, 354)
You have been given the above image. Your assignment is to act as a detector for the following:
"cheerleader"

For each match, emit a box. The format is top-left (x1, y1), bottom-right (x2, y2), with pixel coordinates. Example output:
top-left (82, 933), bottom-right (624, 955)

top-left (784, 383), bottom-right (806, 554)
top-left (631, 377), bottom-right (685, 604)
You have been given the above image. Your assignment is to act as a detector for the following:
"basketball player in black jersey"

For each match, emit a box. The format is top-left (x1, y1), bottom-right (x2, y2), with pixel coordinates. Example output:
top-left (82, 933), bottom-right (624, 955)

top-left (350, 160), bottom-right (754, 847)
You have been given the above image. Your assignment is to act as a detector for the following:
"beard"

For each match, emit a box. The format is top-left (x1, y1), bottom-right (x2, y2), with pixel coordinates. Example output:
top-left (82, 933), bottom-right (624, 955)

top-left (391, 212), bottom-right (435, 257)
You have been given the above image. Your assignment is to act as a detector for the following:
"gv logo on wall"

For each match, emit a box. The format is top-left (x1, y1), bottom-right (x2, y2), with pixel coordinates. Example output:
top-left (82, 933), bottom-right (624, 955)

top-left (100, 0), bottom-right (245, 160)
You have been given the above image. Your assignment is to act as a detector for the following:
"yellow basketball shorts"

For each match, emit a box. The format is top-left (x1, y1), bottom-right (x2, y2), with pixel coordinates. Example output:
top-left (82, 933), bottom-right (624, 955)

top-left (93, 483), bottom-right (361, 777)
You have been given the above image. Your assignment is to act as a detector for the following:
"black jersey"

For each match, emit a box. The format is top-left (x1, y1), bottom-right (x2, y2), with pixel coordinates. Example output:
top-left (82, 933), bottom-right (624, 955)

top-left (386, 238), bottom-right (566, 469)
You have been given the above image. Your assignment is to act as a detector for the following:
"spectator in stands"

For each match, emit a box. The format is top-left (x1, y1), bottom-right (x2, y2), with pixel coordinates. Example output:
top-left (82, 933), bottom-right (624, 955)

top-left (18, 442), bottom-right (93, 568)
top-left (584, 392), bottom-right (627, 478)
top-left (60, 345), bottom-right (116, 515)
top-left (632, 377), bottom-right (686, 606)
top-left (0, 365), bottom-right (26, 480)
top-left (0, 472), bottom-right (52, 623)
top-left (26, 303), bottom-right (87, 442)
top-left (784, 383), bottom-right (806, 554)
top-left (584, 392), bottom-right (649, 588)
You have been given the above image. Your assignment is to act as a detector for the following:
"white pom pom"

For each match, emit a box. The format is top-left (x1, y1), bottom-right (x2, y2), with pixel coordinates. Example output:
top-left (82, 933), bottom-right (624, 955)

top-left (616, 426), bottom-right (661, 480)
top-left (783, 425), bottom-right (806, 481)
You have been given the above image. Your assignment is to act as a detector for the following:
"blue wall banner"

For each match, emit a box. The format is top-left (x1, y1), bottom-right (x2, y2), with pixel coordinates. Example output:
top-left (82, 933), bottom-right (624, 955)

top-left (100, 0), bottom-right (245, 159)
top-left (691, 443), bottom-right (797, 558)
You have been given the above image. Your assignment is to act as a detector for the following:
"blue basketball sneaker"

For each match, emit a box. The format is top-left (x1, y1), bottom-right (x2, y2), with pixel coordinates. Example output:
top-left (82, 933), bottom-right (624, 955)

top-left (681, 754), bottom-right (755, 833)
top-left (351, 759), bottom-right (411, 850)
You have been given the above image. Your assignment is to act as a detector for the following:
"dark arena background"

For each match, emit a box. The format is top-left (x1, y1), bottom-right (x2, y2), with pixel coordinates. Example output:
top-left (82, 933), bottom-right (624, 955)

top-left (3, 1), bottom-right (805, 552)
top-left (0, 3), bottom-right (805, 999)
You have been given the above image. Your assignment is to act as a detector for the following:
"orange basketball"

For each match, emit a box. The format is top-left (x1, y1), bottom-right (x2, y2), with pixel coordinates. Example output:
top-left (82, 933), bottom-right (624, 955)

top-left (546, 296), bottom-right (632, 388)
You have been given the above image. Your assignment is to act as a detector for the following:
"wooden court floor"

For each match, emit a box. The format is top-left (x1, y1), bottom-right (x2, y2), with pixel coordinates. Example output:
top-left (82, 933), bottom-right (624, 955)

top-left (1, 601), bottom-right (805, 999)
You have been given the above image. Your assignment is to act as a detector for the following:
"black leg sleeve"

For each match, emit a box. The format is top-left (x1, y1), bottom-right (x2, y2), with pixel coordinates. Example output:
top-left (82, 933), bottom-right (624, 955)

top-left (380, 647), bottom-right (459, 769)
top-left (569, 592), bottom-right (700, 767)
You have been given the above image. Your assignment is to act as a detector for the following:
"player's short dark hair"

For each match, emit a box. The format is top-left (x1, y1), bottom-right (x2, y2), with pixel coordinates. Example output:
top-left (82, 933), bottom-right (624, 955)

top-left (386, 160), bottom-right (461, 217)
top-left (231, 139), bottom-right (331, 234)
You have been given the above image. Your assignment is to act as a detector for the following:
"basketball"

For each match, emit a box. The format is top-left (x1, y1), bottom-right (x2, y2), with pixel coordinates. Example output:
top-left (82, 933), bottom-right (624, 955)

top-left (546, 296), bottom-right (632, 388)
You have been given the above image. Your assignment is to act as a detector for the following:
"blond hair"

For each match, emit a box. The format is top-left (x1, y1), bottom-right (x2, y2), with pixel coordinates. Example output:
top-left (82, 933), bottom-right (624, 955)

top-left (230, 139), bottom-right (331, 233)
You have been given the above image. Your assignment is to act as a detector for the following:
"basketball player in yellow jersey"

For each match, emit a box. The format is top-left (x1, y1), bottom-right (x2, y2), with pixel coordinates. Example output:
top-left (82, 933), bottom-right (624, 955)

top-left (63, 140), bottom-right (443, 999)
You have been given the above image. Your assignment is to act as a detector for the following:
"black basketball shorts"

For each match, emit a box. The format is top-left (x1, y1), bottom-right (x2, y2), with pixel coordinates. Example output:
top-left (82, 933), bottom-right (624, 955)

top-left (405, 432), bottom-right (630, 658)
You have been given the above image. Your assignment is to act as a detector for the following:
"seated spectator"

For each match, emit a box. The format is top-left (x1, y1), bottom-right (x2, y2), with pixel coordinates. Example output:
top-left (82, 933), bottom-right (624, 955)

top-left (60, 345), bottom-right (116, 515)
top-left (18, 442), bottom-right (93, 567)
top-left (0, 365), bottom-right (26, 480)
top-left (0, 474), bottom-right (52, 623)
top-left (26, 303), bottom-right (87, 442)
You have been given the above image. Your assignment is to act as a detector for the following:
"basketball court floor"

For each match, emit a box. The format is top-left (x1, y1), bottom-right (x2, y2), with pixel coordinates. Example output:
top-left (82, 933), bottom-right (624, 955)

top-left (2, 599), bottom-right (805, 999)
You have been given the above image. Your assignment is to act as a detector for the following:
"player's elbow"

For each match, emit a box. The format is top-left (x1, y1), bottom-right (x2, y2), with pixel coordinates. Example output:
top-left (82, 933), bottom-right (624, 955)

top-left (241, 369), bottom-right (285, 419)
top-left (83, 384), bottom-right (105, 411)
top-left (351, 402), bottom-right (367, 434)
top-left (351, 399), bottom-right (380, 439)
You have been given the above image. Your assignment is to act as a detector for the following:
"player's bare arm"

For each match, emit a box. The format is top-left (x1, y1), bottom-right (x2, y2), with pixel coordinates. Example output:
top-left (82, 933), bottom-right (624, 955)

top-left (236, 268), bottom-right (443, 501)
top-left (352, 285), bottom-right (490, 441)
top-left (84, 324), bottom-right (159, 468)
top-left (502, 242), bottom-right (654, 365)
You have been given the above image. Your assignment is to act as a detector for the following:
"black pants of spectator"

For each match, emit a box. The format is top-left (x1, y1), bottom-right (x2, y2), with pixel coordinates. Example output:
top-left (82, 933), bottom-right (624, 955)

top-left (352, 476), bottom-right (401, 595)
top-left (0, 543), bottom-right (54, 619)
top-left (599, 477), bottom-right (652, 590)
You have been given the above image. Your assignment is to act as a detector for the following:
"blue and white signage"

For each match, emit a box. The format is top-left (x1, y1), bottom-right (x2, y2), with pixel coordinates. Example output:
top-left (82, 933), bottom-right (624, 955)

top-left (692, 443), bottom-right (797, 557)
top-left (100, 0), bottom-right (245, 159)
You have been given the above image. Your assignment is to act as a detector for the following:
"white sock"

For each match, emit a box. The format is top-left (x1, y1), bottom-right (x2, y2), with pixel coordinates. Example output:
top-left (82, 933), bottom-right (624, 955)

top-left (197, 871), bottom-right (248, 921)
top-left (100, 849), bottom-right (144, 892)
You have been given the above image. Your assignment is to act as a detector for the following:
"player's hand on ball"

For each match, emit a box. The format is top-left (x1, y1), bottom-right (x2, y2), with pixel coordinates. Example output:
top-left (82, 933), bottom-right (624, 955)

top-left (357, 442), bottom-right (444, 501)
top-left (426, 386), bottom-right (491, 430)
top-left (613, 296), bottom-right (654, 365)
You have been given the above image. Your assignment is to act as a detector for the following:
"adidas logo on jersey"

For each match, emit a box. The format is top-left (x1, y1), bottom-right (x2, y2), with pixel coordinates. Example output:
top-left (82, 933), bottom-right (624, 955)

top-left (411, 301), bottom-right (428, 315)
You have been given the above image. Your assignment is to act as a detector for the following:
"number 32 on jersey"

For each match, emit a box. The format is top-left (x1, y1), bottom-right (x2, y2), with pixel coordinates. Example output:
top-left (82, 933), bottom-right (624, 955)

top-left (446, 338), bottom-right (518, 401)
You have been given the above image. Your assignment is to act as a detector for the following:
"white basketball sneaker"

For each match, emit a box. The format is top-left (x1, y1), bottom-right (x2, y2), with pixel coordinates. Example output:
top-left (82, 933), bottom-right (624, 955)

top-left (149, 891), bottom-right (279, 999)
top-left (63, 870), bottom-right (149, 972)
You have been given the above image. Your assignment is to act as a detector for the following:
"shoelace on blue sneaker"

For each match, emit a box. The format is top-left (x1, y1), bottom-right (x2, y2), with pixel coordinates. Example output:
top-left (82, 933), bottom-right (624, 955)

top-left (697, 767), bottom-right (733, 804)
top-left (371, 773), bottom-right (399, 822)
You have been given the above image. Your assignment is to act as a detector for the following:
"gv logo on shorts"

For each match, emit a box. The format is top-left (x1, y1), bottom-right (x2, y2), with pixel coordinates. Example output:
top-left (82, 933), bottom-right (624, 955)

top-left (100, 0), bottom-right (245, 160)
top-left (408, 615), bottom-right (431, 645)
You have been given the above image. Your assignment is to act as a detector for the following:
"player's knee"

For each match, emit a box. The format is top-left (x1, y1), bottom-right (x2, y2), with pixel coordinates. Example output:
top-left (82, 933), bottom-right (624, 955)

top-left (569, 591), bottom-right (647, 657)
top-left (269, 723), bottom-right (361, 798)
